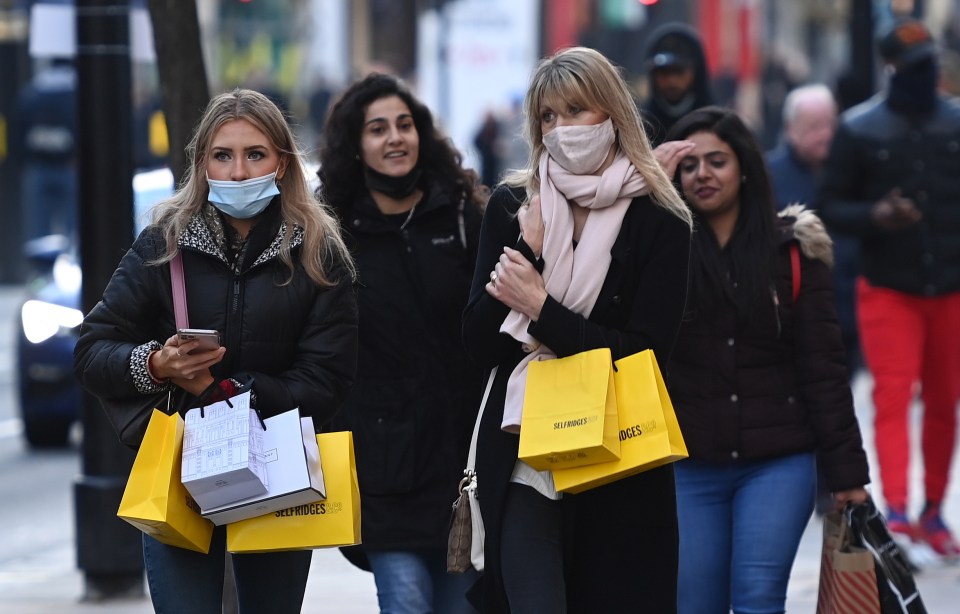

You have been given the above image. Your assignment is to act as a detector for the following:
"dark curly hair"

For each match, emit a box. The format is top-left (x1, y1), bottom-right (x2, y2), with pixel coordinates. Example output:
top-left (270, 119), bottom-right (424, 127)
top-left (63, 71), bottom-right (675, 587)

top-left (665, 106), bottom-right (778, 318)
top-left (317, 73), bottom-right (483, 216)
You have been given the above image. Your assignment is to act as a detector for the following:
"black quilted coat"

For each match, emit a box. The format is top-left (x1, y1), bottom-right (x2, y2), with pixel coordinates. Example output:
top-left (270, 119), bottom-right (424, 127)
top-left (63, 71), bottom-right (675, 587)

top-left (669, 208), bottom-right (870, 493)
top-left (74, 200), bottom-right (359, 448)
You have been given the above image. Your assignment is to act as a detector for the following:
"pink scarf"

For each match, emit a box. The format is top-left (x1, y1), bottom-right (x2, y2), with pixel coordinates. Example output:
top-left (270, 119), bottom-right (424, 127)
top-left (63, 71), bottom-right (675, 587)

top-left (499, 150), bottom-right (649, 432)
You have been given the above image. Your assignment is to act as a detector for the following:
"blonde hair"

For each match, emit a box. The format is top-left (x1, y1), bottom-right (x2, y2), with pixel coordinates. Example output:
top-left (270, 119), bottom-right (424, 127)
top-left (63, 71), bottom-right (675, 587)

top-left (150, 88), bottom-right (355, 285)
top-left (505, 47), bottom-right (691, 227)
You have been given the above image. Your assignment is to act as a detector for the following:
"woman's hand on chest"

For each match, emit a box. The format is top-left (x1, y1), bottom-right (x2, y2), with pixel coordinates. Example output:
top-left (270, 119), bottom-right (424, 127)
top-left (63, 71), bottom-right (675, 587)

top-left (486, 246), bottom-right (548, 320)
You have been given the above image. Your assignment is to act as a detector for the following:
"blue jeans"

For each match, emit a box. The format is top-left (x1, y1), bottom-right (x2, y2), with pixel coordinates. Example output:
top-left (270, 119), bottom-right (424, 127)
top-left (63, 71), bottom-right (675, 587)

top-left (675, 453), bottom-right (816, 614)
top-left (143, 525), bottom-right (312, 614)
top-left (367, 548), bottom-right (479, 614)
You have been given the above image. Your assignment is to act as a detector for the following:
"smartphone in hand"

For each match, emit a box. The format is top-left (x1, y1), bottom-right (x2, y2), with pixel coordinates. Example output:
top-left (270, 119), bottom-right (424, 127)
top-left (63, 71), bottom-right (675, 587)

top-left (177, 329), bottom-right (221, 353)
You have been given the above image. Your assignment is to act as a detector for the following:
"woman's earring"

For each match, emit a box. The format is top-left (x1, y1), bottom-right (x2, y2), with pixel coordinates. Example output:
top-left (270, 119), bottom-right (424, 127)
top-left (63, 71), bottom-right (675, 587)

top-left (741, 175), bottom-right (747, 184)
top-left (355, 154), bottom-right (360, 161)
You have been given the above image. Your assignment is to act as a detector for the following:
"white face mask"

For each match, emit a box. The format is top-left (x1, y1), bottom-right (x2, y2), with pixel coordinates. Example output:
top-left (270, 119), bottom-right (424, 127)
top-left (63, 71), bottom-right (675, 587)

top-left (542, 118), bottom-right (616, 175)
top-left (207, 168), bottom-right (280, 219)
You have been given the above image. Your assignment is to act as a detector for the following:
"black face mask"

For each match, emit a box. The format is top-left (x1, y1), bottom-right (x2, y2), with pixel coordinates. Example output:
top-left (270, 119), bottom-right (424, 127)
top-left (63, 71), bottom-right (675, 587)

top-left (888, 58), bottom-right (938, 114)
top-left (363, 166), bottom-right (422, 200)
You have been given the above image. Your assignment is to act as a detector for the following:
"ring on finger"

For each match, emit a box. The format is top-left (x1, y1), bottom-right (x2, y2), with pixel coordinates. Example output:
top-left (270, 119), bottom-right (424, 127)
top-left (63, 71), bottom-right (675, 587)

top-left (490, 270), bottom-right (498, 283)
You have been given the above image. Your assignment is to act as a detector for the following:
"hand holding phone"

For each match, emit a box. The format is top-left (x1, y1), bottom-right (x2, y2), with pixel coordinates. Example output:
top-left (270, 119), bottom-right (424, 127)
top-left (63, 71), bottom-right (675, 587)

top-left (177, 329), bottom-right (221, 354)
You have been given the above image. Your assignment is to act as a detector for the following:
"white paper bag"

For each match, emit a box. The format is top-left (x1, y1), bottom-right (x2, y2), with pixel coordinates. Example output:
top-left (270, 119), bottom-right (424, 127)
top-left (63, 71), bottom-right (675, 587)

top-left (181, 391), bottom-right (268, 511)
top-left (201, 408), bottom-right (326, 525)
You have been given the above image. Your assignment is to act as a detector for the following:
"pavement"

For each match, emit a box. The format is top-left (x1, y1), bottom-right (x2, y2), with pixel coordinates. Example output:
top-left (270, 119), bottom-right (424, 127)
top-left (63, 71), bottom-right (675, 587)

top-left (0, 282), bottom-right (959, 612)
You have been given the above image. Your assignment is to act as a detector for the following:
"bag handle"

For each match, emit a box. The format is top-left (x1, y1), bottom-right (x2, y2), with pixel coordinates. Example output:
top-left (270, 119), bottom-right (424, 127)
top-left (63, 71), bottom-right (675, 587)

top-left (464, 368), bottom-right (498, 478)
top-left (170, 251), bottom-right (190, 329)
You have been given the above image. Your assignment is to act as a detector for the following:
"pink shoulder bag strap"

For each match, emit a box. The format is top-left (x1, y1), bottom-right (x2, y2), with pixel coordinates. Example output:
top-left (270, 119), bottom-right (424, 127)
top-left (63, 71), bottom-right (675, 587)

top-left (170, 251), bottom-right (190, 329)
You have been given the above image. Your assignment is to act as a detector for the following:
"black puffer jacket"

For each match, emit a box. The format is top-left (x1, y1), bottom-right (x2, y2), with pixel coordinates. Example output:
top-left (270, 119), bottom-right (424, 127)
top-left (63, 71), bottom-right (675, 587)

top-left (74, 201), bottom-right (359, 448)
top-left (817, 95), bottom-right (960, 296)
top-left (669, 207), bottom-right (869, 492)
top-left (329, 180), bottom-right (483, 554)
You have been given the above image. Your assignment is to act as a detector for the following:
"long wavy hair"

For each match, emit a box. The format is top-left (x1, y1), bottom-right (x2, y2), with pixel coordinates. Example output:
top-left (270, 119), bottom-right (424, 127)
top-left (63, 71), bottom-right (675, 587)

top-left (317, 73), bottom-right (484, 216)
top-left (149, 88), bottom-right (354, 286)
top-left (665, 106), bottom-right (778, 317)
top-left (503, 46), bottom-right (691, 227)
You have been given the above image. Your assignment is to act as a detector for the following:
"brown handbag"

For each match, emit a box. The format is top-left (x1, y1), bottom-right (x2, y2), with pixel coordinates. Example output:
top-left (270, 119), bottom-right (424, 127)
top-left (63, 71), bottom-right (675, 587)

top-left (446, 472), bottom-right (474, 572)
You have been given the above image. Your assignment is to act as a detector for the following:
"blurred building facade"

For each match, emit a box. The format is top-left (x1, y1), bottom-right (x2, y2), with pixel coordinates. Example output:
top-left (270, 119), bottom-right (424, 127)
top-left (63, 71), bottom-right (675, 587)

top-left (202, 0), bottom-right (959, 162)
top-left (5, 0), bottom-right (960, 276)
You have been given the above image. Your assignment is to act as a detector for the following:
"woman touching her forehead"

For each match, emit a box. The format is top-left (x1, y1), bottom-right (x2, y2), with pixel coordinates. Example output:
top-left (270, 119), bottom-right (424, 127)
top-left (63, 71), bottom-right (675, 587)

top-left (664, 106), bottom-right (869, 614)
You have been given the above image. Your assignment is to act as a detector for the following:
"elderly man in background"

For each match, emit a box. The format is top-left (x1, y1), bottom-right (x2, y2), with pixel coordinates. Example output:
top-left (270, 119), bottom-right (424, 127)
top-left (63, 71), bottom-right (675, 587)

top-left (767, 84), bottom-right (837, 210)
top-left (767, 85), bottom-right (859, 371)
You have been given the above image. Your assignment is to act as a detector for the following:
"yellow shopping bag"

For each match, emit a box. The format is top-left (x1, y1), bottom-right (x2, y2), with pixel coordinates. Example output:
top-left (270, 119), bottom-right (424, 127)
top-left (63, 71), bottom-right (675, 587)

top-left (552, 350), bottom-right (687, 493)
top-left (117, 409), bottom-right (214, 553)
top-left (518, 348), bottom-right (620, 471)
top-left (226, 431), bottom-right (361, 553)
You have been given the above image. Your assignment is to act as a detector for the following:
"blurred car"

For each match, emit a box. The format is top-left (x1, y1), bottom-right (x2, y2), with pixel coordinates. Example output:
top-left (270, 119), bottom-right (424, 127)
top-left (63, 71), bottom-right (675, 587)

top-left (18, 236), bottom-right (82, 447)
top-left (17, 167), bottom-right (174, 448)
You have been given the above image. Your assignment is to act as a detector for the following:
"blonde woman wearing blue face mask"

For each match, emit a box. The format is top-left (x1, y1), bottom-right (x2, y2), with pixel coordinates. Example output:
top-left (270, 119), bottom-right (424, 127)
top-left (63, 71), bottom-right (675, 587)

top-left (462, 47), bottom-right (693, 613)
top-left (74, 88), bottom-right (359, 613)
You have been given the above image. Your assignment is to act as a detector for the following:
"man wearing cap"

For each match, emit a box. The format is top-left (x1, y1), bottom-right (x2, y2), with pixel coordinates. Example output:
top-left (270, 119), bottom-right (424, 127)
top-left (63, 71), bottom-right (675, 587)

top-left (641, 23), bottom-right (714, 146)
top-left (818, 19), bottom-right (960, 561)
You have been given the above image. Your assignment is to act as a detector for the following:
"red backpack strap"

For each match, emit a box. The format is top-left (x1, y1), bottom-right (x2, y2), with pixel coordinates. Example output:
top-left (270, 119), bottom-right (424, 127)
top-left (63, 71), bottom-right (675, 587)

top-left (790, 242), bottom-right (801, 304)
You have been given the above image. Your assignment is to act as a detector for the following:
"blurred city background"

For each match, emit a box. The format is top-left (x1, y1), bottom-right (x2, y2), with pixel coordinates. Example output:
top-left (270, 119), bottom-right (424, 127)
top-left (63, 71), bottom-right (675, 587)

top-left (7, 0), bottom-right (960, 280)
top-left (2, 0), bottom-right (960, 610)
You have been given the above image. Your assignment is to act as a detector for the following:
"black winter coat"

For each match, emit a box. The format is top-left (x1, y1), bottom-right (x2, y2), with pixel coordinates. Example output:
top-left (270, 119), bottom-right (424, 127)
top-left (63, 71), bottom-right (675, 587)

top-left (462, 185), bottom-right (691, 613)
top-left (74, 201), bottom-right (359, 448)
top-left (329, 181), bottom-right (484, 554)
top-left (669, 208), bottom-right (869, 492)
top-left (817, 95), bottom-right (960, 296)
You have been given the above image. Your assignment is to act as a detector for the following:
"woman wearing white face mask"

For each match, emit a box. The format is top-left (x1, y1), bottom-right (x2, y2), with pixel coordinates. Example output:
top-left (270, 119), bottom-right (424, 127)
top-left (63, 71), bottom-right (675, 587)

top-left (462, 47), bottom-right (693, 612)
top-left (74, 88), bottom-right (358, 612)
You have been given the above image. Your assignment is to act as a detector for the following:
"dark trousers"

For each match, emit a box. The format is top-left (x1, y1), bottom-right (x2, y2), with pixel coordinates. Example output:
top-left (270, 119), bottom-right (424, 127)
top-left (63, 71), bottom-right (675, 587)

top-left (500, 483), bottom-right (566, 613)
top-left (499, 468), bottom-right (679, 614)
top-left (143, 525), bottom-right (311, 613)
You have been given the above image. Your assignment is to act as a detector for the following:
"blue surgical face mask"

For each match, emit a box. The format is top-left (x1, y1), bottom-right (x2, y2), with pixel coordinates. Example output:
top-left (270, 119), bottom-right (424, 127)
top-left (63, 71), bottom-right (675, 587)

top-left (207, 168), bottom-right (280, 219)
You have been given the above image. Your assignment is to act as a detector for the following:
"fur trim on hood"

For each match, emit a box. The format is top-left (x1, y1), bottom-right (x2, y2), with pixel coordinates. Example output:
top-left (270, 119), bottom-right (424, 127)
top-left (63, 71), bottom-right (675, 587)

top-left (779, 204), bottom-right (834, 268)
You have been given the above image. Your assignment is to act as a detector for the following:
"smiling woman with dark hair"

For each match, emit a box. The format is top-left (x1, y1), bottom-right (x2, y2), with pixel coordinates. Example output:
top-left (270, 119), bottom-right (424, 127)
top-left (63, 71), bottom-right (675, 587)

top-left (317, 73), bottom-right (485, 614)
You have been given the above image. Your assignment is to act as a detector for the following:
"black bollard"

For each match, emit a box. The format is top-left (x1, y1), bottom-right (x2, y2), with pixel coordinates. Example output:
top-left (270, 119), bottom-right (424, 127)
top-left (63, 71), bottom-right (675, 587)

top-left (73, 0), bottom-right (144, 600)
top-left (0, 7), bottom-right (28, 283)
